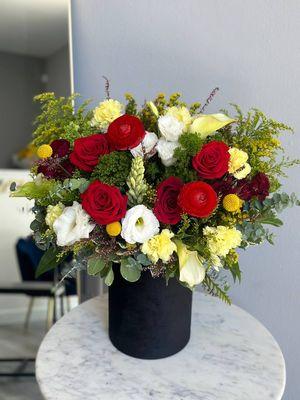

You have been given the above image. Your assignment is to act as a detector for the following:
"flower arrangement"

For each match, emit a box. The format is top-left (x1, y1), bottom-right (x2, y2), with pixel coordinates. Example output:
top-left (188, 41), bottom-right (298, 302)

top-left (11, 89), bottom-right (299, 303)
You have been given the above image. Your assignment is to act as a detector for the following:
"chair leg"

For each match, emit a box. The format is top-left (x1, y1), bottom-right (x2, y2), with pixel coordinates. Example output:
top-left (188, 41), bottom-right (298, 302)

top-left (66, 296), bottom-right (71, 312)
top-left (24, 297), bottom-right (34, 331)
top-left (46, 297), bottom-right (55, 331)
top-left (60, 295), bottom-right (64, 317)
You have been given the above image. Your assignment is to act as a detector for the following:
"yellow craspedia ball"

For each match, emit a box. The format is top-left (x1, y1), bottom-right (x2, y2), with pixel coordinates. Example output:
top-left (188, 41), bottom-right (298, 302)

top-left (223, 194), bottom-right (243, 212)
top-left (37, 144), bottom-right (53, 159)
top-left (106, 221), bottom-right (122, 237)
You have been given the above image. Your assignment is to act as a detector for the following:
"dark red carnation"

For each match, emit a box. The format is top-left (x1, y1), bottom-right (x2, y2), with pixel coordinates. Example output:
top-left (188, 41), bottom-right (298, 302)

top-left (81, 180), bottom-right (127, 225)
top-left (192, 141), bottom-right (230, 179)
top-left (51, 139), bottom-right (70, 157)
top-left (211, 176), bottom-right (236, 197)
top-left (154, 176), bottom-right (183, 224)
top-left (107, 114), bottom-right (145, 150)
top-left (70, 134), bottom-right (109, 172)
top-left (37, 139), bottom-right (74, 179)
top-left (238, 173), bottom-right (270, 201)
top-left (178, 181), bottom-right (218, 218)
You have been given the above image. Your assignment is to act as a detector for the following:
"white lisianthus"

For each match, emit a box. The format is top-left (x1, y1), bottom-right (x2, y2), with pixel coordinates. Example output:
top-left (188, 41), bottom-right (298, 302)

top-left (166, 106), bottom-right (192, 130)
top-left (156, 138), bottom-right (179, 167)
top-left (175, 240), bottom-right (206, 288)
top-left (53, 201), bottom-right (95, 247)
top-left (130, 131), bottom-right (158, 158)
top-left (158, 115), bottom-right (184, 142)
top-left (121, 205), bottom-right (159, 244)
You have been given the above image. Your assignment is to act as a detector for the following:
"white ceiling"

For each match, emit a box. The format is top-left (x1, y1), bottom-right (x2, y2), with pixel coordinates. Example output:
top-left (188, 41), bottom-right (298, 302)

top-left (0, 0), bottom-right (69, 58)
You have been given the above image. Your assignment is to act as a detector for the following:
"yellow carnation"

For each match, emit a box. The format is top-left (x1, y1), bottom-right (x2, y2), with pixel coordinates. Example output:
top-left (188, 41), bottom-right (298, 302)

top-left (141, 229), bottom-right (176, 263)
top-left (166, 106), bottom-right (192, 130)
top-left (228, 147), bottom-right (251, 179)
top-left (45, 203), bottom-right (65, 228)
top-left (203, 225), bottom-right (242, 258)
top-left (92, 99), bottom-right (123, 129)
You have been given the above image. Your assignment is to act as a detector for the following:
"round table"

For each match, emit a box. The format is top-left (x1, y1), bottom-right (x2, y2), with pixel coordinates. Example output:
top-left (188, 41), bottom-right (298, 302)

top-left (36, 293), bottom-right (285, 400)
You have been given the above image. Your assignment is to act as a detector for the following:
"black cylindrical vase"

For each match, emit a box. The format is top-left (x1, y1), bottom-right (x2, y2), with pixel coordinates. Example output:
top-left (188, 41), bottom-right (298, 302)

top-left (108, 264), bottom-right (192, 359)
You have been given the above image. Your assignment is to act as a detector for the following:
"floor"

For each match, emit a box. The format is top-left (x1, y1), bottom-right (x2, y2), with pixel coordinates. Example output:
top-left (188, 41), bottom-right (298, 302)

top-left (0, 319), bottom-right (46, 400)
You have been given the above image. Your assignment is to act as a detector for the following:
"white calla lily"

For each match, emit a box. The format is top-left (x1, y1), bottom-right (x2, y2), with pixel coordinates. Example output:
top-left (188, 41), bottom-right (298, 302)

top-left (175, 240), bottom-right (206, 287)
top-left (190, 113), bottom-right (235, 139)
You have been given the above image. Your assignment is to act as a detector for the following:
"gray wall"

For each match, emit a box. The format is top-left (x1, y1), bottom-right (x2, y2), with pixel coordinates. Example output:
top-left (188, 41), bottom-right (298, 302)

top-left (0, 51), bottom-right (44, 167)
top-left (46, 45), bottom-right (70, 97)
top-left (71, 1), bottom-right (300, 398)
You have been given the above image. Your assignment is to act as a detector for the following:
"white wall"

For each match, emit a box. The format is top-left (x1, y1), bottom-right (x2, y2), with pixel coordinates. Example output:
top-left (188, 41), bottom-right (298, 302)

top-left (71, 1), bottom-right (300, 398)
top-left (0, 170), bottom-right (33, 316)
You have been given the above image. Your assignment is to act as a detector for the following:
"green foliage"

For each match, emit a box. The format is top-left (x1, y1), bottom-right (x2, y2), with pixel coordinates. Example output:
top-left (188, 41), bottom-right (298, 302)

top-left (202, 274), bottom-right (232, 305)
top-left (11, 179), bottom-right (79, 206)
top-left (104, 267), bottom-right (114, 286)
top-left (165, 133), bottom-right (203, 182)
top-left (217, 105), bottom-right (299, 190)
top-left (87, 257), bottom-right (106, 275)
top-left (32, 92), bottom-right (93, 146)
top-left (120, 257), bottom-right (142, 282)
top-left (124, 93), bottom-right (138, 115)
top-left (263, 192), bottom-right (300, 212)
top-left (91, 151), bottom-right (132, 189)
top-left (35, 246), bottom-right (69, 278)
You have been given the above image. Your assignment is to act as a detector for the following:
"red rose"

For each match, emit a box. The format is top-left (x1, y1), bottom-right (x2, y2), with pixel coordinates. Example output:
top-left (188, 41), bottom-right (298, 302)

top-left (107, 114), bottom-right (145, 150)
top-left (178, 181), bottom-right (218, 218)
top-left (192, 141), bottom-right (230, 179)
top-left (154, 176), bottom-right (183, 224)
top-left (81, 180), bottom-right (127, 225)
top-left (70, 134), bottom-right (109, 172)
top-left (51, 139), bottom-right (70, 157)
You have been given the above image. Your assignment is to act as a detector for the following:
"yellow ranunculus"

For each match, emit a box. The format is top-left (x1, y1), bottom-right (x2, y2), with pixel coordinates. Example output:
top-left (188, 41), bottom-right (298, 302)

top-left (166, 106), bottom-right (192, 130)
top-left (175, 240), bottom-right (206, 288)
top-left (190, 113), bottom-right (235, 139)
top-left (92, 99), bottom-right (123, 129)
top-left (141, 229), bottom-right (176, 263)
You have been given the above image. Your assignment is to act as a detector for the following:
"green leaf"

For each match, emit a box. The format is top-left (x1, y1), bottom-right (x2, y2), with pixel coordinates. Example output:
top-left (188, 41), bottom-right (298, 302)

top-left (104, 267), bottom-right (114, 286)
top-left (120, 258), bottom-right (142, 282)
top-left (136, 253), bottom-right (152, 266)
top-left (257, 216), bottom-right (283, 227)
top-left (230, 262), bottom-right (242, 283)
top-left (87, 257), bottom-right (106, 276)
top-left (35, 247), bottom-right (67, 278)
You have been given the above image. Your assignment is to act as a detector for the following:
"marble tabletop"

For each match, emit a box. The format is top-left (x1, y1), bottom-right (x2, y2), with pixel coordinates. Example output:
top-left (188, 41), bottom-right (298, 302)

top-left (36, 293), bottom-right (285, 400)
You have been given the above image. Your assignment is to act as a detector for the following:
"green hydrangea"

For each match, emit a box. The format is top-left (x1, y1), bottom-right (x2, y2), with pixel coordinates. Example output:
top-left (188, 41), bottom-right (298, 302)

top-left (91, 151), bottom-right (132, 189)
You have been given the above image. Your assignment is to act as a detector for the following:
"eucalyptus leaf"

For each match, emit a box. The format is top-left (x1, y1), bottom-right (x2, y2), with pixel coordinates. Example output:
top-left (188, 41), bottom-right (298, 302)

top-left (136, 253), bottom-right (152, 266)
top-left (87, 257), bottom-right (106, 276)
top-left (105, 268), bottom-right (114, 286)
top-left (120, 258), bottom-right (142, 282)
